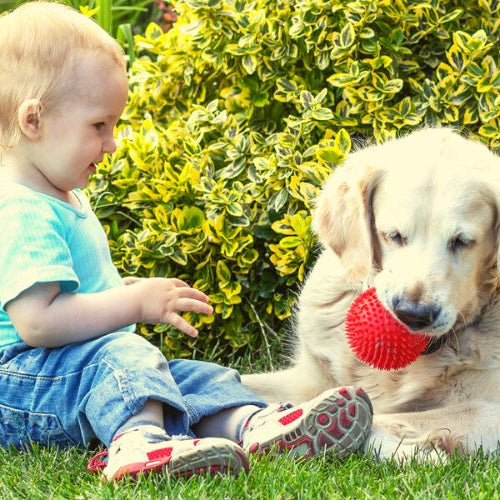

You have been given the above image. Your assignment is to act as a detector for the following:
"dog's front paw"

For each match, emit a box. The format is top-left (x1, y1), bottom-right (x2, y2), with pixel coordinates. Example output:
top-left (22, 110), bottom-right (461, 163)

top-left (364, 425), bottom-right (452, 464)
top-left (426, 428), bottom-right (464, 455)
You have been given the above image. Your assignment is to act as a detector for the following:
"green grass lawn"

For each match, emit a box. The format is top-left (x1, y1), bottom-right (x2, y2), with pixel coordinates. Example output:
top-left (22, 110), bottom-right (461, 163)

top-left (2, 350), bottom-right (499, 499)
top-left (1, 445), bottom-right (500, 499)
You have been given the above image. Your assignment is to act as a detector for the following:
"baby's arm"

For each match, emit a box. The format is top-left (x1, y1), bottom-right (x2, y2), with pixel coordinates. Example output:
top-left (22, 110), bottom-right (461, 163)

top-left (6, 277), bottom-right (213, 348)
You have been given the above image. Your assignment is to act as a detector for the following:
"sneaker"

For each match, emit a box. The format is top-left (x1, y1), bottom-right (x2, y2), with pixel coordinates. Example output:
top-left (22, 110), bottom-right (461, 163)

top-left (87, 425), bottom-right (249, 481)
top-left (241, 386), bottom-right (373, 459)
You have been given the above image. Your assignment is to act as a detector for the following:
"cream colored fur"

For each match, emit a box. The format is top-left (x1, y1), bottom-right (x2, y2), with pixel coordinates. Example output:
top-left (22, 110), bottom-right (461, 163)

top-left (243, 128), bottom-right (500, 461)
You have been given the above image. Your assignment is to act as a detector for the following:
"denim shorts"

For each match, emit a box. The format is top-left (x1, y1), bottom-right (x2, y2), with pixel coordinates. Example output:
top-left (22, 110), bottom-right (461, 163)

top-left (0, 332), bottom-right (265, 449)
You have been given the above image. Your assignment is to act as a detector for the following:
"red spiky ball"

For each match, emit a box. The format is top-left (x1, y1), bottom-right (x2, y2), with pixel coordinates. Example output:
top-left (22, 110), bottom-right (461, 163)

top-left (345, 288), bottom-right (430, 370)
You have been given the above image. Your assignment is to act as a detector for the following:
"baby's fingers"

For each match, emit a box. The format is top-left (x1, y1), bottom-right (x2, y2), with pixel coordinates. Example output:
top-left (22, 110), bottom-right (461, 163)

top-left (168, 313), bottom-right (199, 337)
top-left (175, 297), bottom-right (213, 315)
top-left (169, 278), bottom-right (191, 288)
top-left (176, 286), bottom-right (210, 304)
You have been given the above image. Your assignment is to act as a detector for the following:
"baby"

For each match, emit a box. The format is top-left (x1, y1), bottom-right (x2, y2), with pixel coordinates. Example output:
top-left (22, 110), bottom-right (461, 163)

top-left (0, 1), bottom-right (372, 481)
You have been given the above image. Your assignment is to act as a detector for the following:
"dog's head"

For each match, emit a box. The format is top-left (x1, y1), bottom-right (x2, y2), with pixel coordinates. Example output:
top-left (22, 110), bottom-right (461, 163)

top-left (313, 128), bottom-right (500, 337)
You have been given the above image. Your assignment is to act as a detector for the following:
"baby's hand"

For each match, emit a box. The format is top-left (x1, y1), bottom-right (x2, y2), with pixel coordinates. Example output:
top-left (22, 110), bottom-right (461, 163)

top-left (134, 277), bottom-right (213, 337)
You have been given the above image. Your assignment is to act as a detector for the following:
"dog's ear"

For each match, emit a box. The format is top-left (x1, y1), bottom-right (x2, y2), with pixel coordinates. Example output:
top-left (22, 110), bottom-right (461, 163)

top-left (492, 172), bottom-right (500, 283)
top-left (312, 155), bottom-right (382, 282)
top-left (478, 150), bottom-right (500, 283)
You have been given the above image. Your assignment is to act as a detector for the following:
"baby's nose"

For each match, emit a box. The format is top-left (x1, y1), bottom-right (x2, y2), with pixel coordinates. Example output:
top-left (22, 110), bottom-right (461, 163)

top-left (103, 136), bottom-right (117, 154)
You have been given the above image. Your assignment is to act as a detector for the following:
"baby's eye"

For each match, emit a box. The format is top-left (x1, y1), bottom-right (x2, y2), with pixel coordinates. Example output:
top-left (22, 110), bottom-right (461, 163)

top-left (94, 122), bottom-right (106, 130)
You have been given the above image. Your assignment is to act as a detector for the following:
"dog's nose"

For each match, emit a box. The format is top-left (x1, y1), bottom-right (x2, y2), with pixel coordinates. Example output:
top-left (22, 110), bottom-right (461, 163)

top-left (392, 301), bottom-right (441, 331)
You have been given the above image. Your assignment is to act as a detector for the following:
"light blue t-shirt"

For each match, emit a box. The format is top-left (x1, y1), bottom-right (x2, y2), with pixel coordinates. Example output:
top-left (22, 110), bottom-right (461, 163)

top-left (0, 182), bottom-right (135, 348)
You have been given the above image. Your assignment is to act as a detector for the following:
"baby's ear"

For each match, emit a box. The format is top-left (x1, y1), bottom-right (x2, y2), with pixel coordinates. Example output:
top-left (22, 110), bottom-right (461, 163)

top-left (18, 99), bottom-right (44, 141)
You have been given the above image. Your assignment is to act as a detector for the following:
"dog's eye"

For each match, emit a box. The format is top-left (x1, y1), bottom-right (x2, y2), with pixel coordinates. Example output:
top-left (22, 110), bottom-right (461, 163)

top-left (448, 236), bottom-right (475, 253)
top-left (384, 231), bottom-right (407, 246)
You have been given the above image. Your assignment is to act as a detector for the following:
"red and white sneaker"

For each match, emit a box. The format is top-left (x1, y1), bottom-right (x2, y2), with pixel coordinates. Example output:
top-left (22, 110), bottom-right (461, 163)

top-left (241, 387), bottom-right (373, 459)
top-left (88, 425), bottom-right (249, 481)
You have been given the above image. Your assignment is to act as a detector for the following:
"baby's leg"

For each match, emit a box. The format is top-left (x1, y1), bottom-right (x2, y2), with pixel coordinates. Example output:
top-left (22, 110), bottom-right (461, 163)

top-left (77, 332), bottom-right (190, 446)
top-left (98, 353), bottom-right (259, 480)
top-left (167, 358), bottom-right (266, 440)
top-left (193, 404), bottom-right (262, 441)
top-left (0, 332), bottom-right (210, 448)
top-left (186, 365), bottom-right (373, 462)
top-left (113, 399), bottom-right (164, 435)
top-left (0, 333), bottom-right (252, 480)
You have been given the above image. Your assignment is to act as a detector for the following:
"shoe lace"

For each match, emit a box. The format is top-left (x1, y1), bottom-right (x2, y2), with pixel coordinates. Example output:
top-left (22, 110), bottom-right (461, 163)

top-left (243, 402), bottom-right (294, 437)
top-left (87, 449), bottom-right (108, 473)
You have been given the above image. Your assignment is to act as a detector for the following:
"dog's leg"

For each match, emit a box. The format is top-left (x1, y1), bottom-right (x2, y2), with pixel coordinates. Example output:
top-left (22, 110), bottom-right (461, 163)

top-left (366, 401), bottom-right (500, 462)
top-left (242, 368), bottom-right (314, 404)
top-left (241, 370), bottom-right (286, 403)
top-left (242, 362), bottom-right (333, 404)
top-left (366, 416), bottom-right (449, 463)
top-left (242, 345), bottom-right (340, 404)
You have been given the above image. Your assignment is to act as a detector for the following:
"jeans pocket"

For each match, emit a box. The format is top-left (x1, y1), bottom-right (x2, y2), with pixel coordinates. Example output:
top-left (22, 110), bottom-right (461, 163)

top-left (0, 403), bottom-right (76, 449)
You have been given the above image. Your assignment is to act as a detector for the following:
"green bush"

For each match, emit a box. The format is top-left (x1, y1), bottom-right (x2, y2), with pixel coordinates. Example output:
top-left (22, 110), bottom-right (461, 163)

top-left (87, 0), bottom-right (500, 360)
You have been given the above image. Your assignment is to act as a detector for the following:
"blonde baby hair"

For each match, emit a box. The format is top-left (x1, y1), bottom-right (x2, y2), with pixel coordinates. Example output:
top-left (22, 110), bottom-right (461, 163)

top-left (0, 1), bottom-right (127, 151)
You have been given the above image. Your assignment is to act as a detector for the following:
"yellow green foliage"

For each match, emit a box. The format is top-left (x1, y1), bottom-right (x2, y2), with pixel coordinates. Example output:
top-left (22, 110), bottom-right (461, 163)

top-left (87, 0), bottom-right (500, 359)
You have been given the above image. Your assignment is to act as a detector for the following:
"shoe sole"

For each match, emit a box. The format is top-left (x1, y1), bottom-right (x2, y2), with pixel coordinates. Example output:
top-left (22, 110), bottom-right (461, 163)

top-left (248, 386), bottom-right (373, 459)
top-left (169, 442), bottom-right (249, 478)
top-left (110, 442), bottom-right (249, 481)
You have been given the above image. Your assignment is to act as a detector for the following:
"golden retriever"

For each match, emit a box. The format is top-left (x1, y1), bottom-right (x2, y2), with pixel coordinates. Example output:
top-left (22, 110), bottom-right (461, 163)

top-left (243, 128), bottom-right (500, 461)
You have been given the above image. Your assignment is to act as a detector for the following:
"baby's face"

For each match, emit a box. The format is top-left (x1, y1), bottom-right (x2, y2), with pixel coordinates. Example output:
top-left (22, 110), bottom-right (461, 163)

top-left (30, 53), bottom-right (129, 194)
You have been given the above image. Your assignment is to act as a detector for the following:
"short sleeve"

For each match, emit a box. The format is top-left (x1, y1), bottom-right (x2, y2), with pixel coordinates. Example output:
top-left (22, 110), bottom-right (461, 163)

top-left (0, 192), bottom-right (79, 307)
